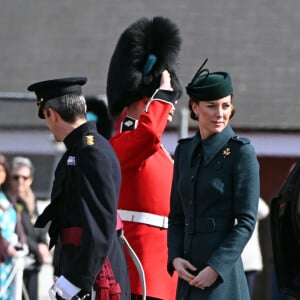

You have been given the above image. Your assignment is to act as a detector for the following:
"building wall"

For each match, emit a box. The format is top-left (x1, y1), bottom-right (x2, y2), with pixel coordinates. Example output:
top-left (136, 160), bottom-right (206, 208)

top-left (1, 0), bottom-right (300, 129)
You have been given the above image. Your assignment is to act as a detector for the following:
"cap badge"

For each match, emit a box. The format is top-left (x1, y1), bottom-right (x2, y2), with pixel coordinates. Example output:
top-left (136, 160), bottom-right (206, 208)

top-left (86, 135), bottom-right (95, 146)
top-left (37, 97), bottom-right (44, 107)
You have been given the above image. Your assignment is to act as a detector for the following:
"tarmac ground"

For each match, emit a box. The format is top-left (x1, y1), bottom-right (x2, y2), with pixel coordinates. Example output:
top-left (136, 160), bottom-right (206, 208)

top-left (38, 262), bottom-right (54, 300)
top-left (36, 200), bottom-right (54, 299)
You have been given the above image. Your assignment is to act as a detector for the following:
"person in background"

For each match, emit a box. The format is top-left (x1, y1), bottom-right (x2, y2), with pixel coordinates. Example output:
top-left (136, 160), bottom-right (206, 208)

top-left (241, 197), bottom-right (270, 298)
top-left (7, 156), bottom-right (51, 300)
top-left (107, 16), bottom-right (182, 300)
top-left (0, 153), bottom-right (18, 300)
top-left (167, 59), bottom-right (260, 300)
top-left (0, 234), bottom-right (16, 263)
top-left (85, 96), bottom-right (113, 140)
top-left (27, 76), bottom-right (130, 300)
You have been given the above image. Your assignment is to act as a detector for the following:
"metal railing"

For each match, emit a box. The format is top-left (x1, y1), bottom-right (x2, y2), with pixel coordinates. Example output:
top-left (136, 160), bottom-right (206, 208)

top-left (0, 249), bottom-right (29, 300)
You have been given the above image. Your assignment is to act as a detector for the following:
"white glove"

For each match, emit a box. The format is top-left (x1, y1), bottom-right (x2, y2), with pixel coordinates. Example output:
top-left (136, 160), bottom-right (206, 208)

top-left (49, 275), bottom-right (81, 300)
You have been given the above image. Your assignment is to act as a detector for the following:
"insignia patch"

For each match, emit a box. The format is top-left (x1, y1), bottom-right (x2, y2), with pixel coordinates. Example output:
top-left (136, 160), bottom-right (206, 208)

top-left (121, 116), bottom-right (137, 132)
top-left (86, 135), bottom-right (95, 146)
top-left (67, 156), bottom-right (76, 166)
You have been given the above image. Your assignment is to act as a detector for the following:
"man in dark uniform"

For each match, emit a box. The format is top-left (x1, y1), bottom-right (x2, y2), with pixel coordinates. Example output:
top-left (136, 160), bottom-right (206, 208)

top-left (27, 77), bottom-right (130, 299)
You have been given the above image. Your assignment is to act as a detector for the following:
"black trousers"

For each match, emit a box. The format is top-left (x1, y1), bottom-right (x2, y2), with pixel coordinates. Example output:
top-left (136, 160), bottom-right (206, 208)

top-left (23, 269), bottom-right (38, 300)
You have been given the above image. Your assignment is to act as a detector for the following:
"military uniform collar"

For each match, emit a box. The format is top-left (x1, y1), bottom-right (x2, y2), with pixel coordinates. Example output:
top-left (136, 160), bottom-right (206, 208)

top-left (191, 125), bottom-right (235, 166)
top-left (120, 116), bottom-right (138, 132)
top-left (63, 121), bottom-right (97, 149)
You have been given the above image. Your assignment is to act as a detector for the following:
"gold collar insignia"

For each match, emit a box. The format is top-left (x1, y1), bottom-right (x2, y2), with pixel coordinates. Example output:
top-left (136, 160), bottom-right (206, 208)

top-left (86, 135), bottom-right (95, 146)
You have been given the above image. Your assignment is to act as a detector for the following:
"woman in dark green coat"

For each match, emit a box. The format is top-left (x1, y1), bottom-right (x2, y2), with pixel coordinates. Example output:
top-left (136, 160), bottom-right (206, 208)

top-left (167, 60), bottom-right (260, 300)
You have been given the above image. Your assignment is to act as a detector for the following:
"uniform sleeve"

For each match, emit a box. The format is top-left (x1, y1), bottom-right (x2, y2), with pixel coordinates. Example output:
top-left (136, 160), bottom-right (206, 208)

top-left (110, 90), bottom-right (175, 170)
top-left (167, 145), bottom-right (185, 275)
top-left (207, 143), bottom-right (260, 282)
top-left (67, 144), bottom-right (120, 290)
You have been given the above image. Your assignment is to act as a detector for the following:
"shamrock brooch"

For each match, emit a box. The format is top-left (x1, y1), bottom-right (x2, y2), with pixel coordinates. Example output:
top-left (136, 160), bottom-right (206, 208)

top-left (223, 148), bottom-right (231, 158)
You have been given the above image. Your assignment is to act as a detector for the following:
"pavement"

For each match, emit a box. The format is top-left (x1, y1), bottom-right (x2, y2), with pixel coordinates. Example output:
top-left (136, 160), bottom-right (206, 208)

top-left (36, 200), bottom-right (54, 299)
top-left (38, 262), bottom-right (54, 300)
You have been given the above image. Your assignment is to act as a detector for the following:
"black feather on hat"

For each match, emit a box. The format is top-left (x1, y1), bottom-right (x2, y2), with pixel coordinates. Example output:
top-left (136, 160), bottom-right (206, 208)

top-left (106, 16), bottom-right (182, 119)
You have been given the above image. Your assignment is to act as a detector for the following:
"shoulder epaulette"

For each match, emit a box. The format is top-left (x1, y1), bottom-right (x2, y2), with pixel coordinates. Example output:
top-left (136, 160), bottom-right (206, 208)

top-left (178, 137), bottom-right (193, 144)
top-left (231, 136), bottom-right (250, 144)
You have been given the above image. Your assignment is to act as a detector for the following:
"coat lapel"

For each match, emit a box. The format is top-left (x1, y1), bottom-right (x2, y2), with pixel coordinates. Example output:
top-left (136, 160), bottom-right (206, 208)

top-left (202, 125), bottom-right (235, 166)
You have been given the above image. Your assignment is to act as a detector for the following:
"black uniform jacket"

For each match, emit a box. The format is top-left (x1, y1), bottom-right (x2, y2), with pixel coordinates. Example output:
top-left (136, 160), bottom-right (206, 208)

top-left (35, 122), bottom-right (122, 291)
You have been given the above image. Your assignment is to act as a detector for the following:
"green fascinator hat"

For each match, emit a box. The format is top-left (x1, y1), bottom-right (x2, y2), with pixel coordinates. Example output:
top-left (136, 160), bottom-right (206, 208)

top-left (186, 59), bottom-right (233, 101)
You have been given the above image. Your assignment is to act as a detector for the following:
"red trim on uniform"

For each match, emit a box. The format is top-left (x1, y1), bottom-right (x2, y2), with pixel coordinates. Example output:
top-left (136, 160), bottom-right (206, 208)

top-left (94, 257), bottom-right (121, 300)
top-left (60, 214), bottom-right (121, 247)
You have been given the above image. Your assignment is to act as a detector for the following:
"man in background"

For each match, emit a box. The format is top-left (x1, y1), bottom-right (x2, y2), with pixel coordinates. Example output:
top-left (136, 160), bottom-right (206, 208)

top-left (85, 96), bottom-right (113, 140)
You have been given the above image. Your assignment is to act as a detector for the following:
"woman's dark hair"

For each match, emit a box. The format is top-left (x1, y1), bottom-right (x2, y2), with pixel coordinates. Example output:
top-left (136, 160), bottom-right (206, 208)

top-left (188, 98), bottom-right (199, 120)
top-left (0, 153), bottom-right (10, 192)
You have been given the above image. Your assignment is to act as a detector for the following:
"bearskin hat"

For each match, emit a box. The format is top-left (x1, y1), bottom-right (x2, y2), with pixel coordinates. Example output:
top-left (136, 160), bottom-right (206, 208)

top-left (106, 16), bottom-right (182, 119)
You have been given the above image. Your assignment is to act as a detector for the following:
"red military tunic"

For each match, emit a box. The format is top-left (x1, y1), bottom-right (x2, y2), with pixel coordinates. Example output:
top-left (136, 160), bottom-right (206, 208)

top-left (110, 90), bottom-right (178, 300)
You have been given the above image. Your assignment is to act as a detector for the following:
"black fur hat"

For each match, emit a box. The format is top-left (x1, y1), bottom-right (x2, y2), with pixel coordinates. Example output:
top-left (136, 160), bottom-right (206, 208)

top-left (106, 16), bottom-right (182, 119)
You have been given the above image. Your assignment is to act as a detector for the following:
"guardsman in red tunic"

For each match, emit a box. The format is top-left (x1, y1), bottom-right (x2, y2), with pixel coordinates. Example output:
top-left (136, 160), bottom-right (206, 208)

top-left (106, 16), bottom-right (182, 300)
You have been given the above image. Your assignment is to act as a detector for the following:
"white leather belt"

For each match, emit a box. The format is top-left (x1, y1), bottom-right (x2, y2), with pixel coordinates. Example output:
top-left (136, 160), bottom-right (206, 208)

top-left (118, 209), bottom-right (168, 229)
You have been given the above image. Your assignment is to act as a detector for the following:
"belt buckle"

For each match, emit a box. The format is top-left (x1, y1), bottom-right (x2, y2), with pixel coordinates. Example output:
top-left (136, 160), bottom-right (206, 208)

top-left (162, 216), bottom-right (167, 228)
top-left (130, 214), bottom-right (135, 222)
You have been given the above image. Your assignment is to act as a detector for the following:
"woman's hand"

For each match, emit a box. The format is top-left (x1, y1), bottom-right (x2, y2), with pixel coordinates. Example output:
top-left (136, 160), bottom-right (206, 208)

top-left (173, 257), bottom-right (197, 282)
top-left (189, 266), bottom-right (218, 289)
